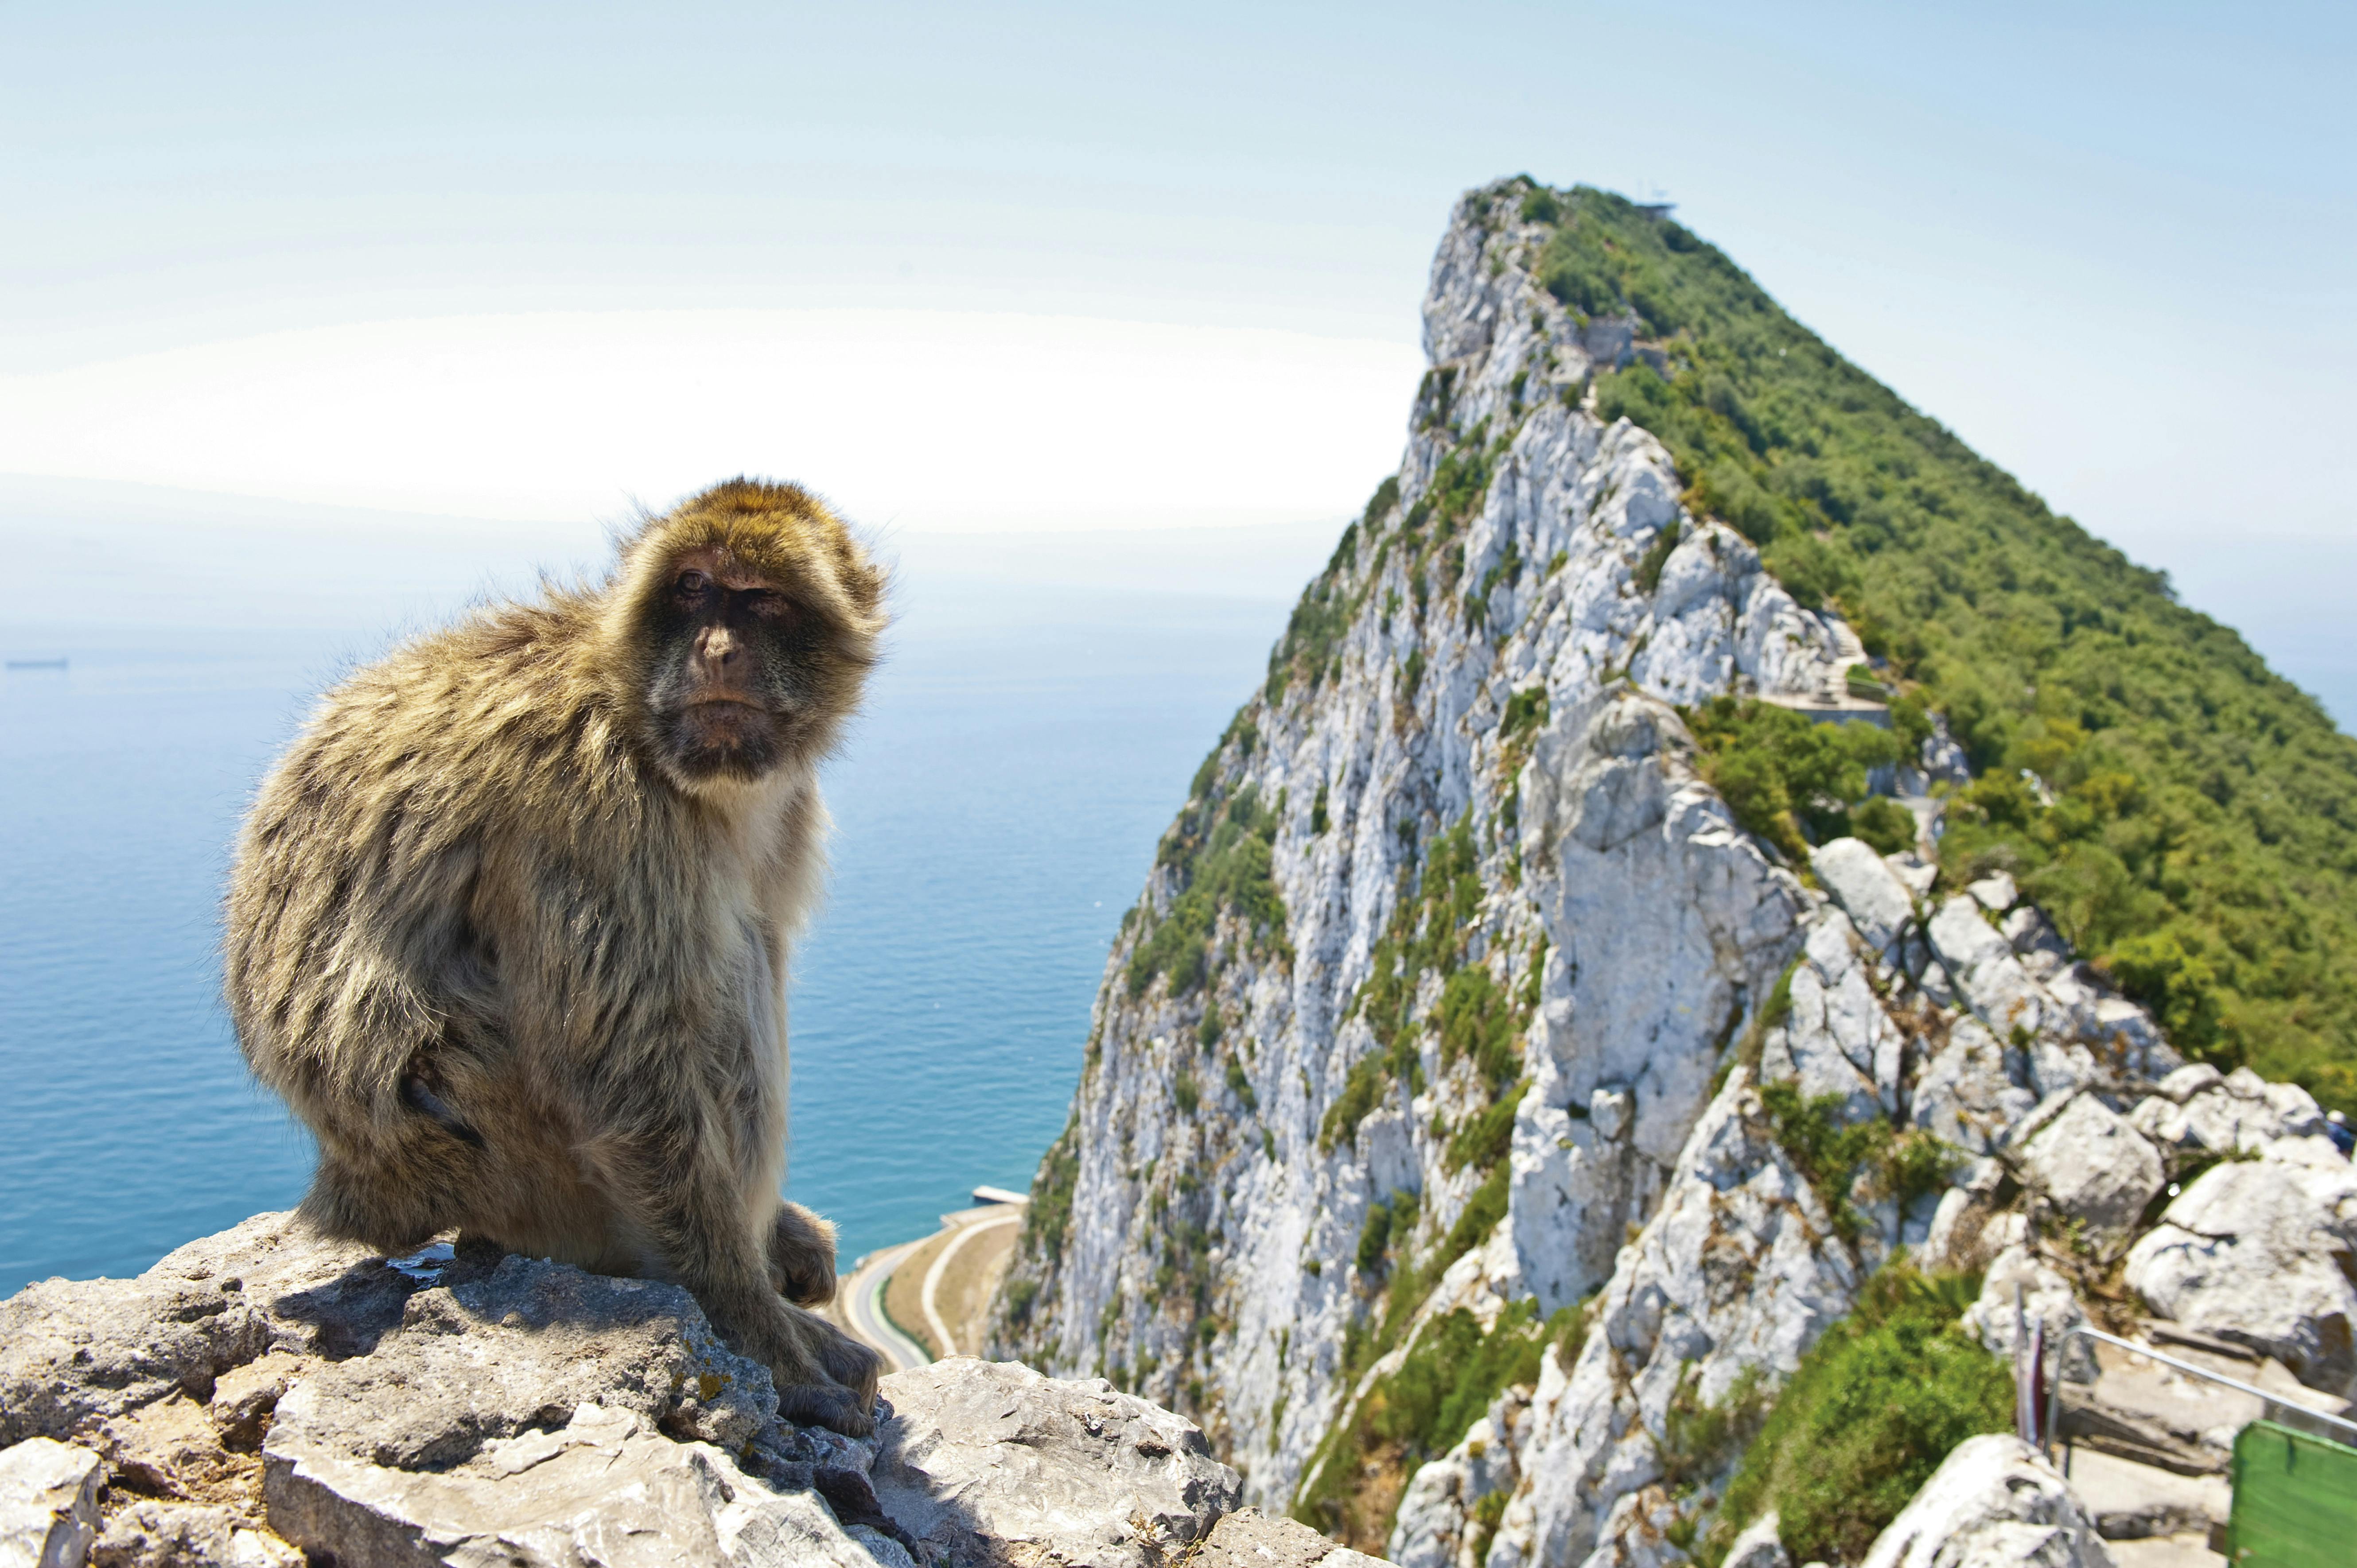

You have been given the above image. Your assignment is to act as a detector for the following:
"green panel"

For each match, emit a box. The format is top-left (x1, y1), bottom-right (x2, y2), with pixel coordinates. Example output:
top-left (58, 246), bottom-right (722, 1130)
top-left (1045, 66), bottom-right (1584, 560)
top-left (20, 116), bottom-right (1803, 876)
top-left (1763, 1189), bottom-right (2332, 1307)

top-left (2230, 1420), bottom-right (2357, 1567)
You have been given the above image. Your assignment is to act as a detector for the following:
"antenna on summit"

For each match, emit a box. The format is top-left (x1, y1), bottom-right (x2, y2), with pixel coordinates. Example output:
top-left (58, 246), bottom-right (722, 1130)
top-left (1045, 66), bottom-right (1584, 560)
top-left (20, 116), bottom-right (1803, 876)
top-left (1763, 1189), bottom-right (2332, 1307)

top-left (1636, 182), bottom-right (1676, 220)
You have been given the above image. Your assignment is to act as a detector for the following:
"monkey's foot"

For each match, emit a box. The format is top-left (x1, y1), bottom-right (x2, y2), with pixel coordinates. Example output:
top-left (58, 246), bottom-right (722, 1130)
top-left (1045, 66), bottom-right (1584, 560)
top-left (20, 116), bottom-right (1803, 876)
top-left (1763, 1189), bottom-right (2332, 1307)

top-left (768, 1201), bottom-right (840, 1308)
top-left (777, 1378), bottom-right (877, 1439)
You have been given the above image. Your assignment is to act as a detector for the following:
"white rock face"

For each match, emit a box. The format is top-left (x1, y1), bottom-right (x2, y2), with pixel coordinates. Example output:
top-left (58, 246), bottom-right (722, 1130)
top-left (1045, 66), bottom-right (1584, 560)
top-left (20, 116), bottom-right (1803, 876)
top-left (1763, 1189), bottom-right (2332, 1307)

top-left (0, 1438), bottom-right (102, 1568)
top-left (1810, 838), bottom-right (1916, 955)
top-left (1856, 1435), bottom-right (2113, 1568)
top-left (2012, 1094), bottom-right (2165, 1237)
top-left (1513, 694), bottom-right (1810, 1310)
top-left (988, 177), bottom-right (2223, 1568)
top-left (2131, 1066), bottom-right (2329, 1159)
top-left (987, 180), bottom-right (1829, 1504)
top-left (1959, 1245), bottom-right (2096, 1384)
top-left (2124, 1155), bottom-right (2357, 1398)
top-left (1487, 1069), bottom-right (1859, 1568)
top-left (1720, 1511), bottom-right (1789, 1568)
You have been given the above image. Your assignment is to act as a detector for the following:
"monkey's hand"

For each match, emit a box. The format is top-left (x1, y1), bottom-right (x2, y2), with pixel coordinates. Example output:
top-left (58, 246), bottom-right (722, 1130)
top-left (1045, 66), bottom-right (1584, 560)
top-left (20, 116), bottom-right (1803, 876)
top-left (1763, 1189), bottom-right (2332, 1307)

top-left (768, 1202), bottom-right (839, 1308)
top-left (742, 1304), bottom-right (882, 1439)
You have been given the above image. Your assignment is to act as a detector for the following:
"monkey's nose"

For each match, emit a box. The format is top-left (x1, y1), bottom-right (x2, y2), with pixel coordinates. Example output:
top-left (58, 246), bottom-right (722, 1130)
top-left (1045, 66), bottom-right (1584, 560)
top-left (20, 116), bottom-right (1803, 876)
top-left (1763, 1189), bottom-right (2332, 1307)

top-left (697, 628), bottom-right (740, 670)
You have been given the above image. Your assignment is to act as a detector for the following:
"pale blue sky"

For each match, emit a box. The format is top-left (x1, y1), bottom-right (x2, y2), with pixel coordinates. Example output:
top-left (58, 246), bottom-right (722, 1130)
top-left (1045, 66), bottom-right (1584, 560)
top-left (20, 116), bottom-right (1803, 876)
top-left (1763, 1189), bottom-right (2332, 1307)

top-left (4, 2), bottom-right (2353, 709)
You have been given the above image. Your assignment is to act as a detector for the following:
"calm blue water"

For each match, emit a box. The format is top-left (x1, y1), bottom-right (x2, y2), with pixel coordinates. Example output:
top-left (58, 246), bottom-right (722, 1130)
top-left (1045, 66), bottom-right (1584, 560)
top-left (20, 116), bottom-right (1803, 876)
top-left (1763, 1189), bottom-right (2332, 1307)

top-left (0, 575), bottom-right (1287, 1292)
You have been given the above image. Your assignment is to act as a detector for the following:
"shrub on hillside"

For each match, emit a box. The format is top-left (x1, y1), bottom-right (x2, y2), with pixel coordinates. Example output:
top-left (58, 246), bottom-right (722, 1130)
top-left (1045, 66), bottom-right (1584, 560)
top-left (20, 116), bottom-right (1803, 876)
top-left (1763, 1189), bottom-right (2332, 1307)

top-left (1704, 1264), bottom-right (2010, 1568)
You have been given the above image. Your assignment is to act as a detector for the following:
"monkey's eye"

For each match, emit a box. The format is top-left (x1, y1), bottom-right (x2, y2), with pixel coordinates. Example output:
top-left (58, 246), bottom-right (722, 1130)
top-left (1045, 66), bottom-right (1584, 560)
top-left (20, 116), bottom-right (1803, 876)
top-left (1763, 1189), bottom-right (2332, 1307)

top-left (674, 570), bottom-right (712, 597)
top-left (746, 591), bottom-right (793, 621)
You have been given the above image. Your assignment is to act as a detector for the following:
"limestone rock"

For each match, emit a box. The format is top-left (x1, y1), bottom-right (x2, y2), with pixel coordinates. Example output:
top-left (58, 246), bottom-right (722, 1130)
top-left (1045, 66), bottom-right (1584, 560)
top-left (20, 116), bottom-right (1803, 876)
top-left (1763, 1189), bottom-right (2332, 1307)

top-left (2013, 1094), bottom-right (2165, 1238)
top-left (1385, 1397), bottom-right (1528, 1568)
top-left (267, 1253), bottom-right (774, 1475)
top-left (0, 1438), bottom-right (102, 1568)
top-left (1201, 1508), bottom-right (1392, 1568)
top-left (1512, 691), bottom-right (1810, 1313)
top-left (1573, 1487), bottom-right (1688, 1568)
top-left (7, 1212), bottom-right (1338, 1568)
top-left (0, 1212), bottom-right (415, 1453)
top-left (2130, 1067), bottom-right (2329, 1160)
top-left (1958, 1246), bottom-right (2096, 1383)
top-left (2124, 1157), bottom-right (2357, 1397)
top-left (1761, 912), bottom-right (1903, 1122)
top-left (1858, 1434), bottom-right (2113, 1568)
top-left (1911, 1019), bottom-right (2036, 1157)
top-left (1721, 1511), bottom-right (1790, 1568)
top-left (269, 1399), bottom-right (878, 1568)
top-left (1966, 872), bottom-right (2017, 914)
top-left (89, 1500), bottom-right (302, 1567)
top-left (870, 1358), bottom-right (1241, 1568)
top-left (1810, 837), bottom-right (1915, 955)
top-left (1488, 1067), bottom-right (1859, 1568)
top-left (1927, 897), bottom-right (2052, 1048)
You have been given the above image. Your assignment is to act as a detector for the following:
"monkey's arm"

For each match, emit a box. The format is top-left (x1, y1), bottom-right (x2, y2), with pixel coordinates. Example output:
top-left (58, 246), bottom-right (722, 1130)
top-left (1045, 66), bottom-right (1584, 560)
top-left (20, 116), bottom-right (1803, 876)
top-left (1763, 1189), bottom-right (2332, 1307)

top-left (580, 1096), bottom-right (877, 1435)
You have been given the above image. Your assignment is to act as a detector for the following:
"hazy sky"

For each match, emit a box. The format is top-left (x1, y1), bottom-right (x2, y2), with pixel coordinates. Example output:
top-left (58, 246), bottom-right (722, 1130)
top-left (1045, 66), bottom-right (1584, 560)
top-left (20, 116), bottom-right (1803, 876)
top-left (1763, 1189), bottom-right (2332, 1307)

top-left (4, 3), bottom-right (2351, 557)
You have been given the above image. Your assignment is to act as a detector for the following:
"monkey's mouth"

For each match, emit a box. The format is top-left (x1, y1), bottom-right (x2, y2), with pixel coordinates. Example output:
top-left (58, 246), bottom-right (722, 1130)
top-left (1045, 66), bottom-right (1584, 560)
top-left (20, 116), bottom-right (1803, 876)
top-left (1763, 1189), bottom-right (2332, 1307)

top-left (661, 699), bottom-right (787, 780)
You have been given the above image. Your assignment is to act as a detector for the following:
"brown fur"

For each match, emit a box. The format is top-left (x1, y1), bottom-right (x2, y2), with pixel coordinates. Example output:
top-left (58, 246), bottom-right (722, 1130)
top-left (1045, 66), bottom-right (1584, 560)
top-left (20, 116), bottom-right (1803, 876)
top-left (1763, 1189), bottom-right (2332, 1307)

top-left (226, 478), bottom-right (888, 1434)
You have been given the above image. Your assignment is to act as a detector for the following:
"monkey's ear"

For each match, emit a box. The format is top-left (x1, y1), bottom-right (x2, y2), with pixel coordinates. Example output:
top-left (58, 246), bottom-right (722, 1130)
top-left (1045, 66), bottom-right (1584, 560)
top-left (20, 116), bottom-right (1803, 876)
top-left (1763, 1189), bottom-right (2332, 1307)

top-left (844, 555), bottom-right (888, 621)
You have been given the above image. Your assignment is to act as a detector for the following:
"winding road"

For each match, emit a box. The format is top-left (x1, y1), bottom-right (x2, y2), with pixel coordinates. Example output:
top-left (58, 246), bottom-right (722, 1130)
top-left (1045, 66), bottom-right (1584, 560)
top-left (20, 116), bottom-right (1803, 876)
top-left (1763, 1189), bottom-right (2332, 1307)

top-left (840, 1238), bottom-right (931, 1372)
top-left (920, 1208), bottom-right (1023, 1358)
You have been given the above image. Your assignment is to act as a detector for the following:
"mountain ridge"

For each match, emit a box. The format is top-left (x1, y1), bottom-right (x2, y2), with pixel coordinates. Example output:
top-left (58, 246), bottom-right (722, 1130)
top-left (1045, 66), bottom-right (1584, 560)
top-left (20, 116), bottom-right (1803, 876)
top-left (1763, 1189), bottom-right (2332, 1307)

top-left (985, 176), bottom-right (2357, 1566)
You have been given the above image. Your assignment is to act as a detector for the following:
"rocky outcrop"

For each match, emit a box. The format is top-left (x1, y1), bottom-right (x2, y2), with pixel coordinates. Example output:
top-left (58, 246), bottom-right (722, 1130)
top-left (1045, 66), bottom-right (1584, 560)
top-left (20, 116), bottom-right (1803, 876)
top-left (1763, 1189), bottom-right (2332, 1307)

top-left (0, 1439), bottom-right (103, 1568)
top-left (0, 1214), bottom-right (1392, 1568)
top-left (980, 175), bottom-right (2310, 1568)
top-left (1855, 1435), bottom-right (2113, 1568)
top-left (2124, 1153), bottom-right (2357, 1399)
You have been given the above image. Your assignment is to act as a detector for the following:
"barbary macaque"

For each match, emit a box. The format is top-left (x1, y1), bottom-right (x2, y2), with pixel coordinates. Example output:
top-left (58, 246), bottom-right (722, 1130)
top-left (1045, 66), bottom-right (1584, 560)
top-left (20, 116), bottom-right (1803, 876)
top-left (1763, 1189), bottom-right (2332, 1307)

top-left (226, 479), bottom-right (886, 1433)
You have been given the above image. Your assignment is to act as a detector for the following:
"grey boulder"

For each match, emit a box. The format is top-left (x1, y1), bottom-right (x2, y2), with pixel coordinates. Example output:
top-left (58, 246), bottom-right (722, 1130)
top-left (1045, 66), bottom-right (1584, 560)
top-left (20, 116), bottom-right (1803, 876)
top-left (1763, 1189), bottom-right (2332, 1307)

top-left (3, 1212), bottom-right (1374, 1568)
top-left (1858, 1434), bottom-right (2112, 1568)
top-left (0, 1438), bottom-right (102, 1568)
top-left (871, 1357), bottom-right (1242, 1568)
top-left (2124, 1155), bottom-right (2357, 1397)
top-left (2011, 1093), bottom-right (2164, 1239)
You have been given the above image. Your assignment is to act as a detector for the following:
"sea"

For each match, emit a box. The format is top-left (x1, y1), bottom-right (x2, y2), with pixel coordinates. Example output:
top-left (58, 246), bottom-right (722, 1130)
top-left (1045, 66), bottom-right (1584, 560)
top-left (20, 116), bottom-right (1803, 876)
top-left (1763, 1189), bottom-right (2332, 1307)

top-left (0, 501), bottom-right (1328, 1295)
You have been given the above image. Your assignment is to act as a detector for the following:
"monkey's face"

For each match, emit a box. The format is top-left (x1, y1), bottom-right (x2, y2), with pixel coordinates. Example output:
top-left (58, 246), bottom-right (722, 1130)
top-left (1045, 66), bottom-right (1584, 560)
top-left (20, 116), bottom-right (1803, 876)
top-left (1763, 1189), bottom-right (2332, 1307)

top-left (642, 548), bottom-right (828, 787)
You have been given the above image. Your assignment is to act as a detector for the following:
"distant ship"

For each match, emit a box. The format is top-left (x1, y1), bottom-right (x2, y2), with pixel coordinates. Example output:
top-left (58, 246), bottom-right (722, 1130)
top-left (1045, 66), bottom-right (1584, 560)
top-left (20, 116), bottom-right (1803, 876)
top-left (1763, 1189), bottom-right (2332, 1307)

top-left (4, 657), bottom-right (67, 670)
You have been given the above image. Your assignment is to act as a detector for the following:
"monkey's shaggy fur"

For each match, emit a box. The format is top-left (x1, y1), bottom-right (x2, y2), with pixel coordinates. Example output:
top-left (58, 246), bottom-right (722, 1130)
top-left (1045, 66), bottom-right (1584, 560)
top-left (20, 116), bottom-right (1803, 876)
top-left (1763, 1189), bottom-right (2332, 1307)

top-left (226, 479), bottom-right (889, 1433)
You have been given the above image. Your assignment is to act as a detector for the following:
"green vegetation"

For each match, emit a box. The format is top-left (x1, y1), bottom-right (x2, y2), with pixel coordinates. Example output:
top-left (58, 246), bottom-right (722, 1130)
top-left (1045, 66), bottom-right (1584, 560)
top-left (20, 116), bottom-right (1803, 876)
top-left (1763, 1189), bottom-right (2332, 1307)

top-left (1130, 780), bottom-right (1290, 998)
top-left (1758, 1080), bottom-right (1961, 1244)
top-left (1018, 1111), bottom-right (1081, 1266)
top-left (1295, 1297), bottom-right (1578, 1550)
top-left (1659, 1365), bottom-right (1769, 1494)
top-left (1702, 1265), bottom-right (2011, 1568)
top-left (1850, 794), bottom-right (1918, 856)
top-left (1267, 477), bottom-right (1396, 699)
top-left (1509, 179), bottom-right (2357, 1111)
top-left (1635, 519), bottom-right (1683, 594)
top-left (1356, 1188), bottom-right (1418, 1275)
top-left (1683, 697), bottom-right (1903, 863)
top-left (1443, 1077), bottom-right (1526, 1173)
top-left (1225, 1056), bottom-right (1259, 1112)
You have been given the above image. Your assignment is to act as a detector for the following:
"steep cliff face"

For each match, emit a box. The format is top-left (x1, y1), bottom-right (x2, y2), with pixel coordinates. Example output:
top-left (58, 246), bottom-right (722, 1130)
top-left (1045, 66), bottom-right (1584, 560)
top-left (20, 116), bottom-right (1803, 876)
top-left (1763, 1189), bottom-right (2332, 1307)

top-left (990, 185), bottom-right (1862, 1490)
top-left (987, 179), bottom-right (2345, 1567)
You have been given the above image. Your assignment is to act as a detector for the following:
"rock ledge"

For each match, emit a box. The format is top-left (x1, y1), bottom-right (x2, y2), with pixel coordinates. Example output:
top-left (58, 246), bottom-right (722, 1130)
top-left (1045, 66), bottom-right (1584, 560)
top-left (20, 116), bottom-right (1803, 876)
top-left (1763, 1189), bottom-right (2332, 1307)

top-left (0, 1213), bottom-right (1391, 1568)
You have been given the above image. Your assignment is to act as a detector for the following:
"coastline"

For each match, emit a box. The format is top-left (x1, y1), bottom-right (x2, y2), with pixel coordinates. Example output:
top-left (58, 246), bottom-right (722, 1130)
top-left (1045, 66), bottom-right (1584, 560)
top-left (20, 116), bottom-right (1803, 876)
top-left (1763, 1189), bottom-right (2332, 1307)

top-left (826, 1187), bottom-right (1026, 1373)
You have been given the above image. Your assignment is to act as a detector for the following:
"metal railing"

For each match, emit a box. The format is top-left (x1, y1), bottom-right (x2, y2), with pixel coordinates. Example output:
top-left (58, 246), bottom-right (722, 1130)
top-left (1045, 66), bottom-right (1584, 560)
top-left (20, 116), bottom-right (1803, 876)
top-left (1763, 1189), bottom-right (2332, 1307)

top-left (2030, 1321), bottom-right (2357, 1455)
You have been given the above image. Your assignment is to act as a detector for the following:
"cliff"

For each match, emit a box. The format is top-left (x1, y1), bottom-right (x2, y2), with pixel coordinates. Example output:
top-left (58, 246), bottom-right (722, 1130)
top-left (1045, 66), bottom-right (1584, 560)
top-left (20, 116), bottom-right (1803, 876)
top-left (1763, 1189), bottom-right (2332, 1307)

top-left (0, 1212), bottom-right (1395, 1568)
top-left (986, 179), bottom-right (2357, 1565)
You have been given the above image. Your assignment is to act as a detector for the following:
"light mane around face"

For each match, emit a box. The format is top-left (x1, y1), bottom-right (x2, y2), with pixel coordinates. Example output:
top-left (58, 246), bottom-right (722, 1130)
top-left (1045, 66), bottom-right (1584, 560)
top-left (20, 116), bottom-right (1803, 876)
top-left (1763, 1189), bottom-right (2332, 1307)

top-left (604, 484), bottom-right (886, 804)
